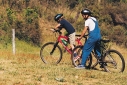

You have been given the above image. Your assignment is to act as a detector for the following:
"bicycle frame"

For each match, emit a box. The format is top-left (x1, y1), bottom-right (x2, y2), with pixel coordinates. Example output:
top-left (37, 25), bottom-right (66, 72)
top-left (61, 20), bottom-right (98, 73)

top-left (51, 29), bottom-right (83, 54)
top-left (56, 34), bottom-right (82, 54)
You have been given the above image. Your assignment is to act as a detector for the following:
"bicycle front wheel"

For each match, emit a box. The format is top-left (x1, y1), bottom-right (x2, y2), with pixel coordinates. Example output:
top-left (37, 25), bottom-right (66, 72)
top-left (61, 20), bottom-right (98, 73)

top-left (71, 46), bottom-right (92, 68)
top-left (103, 49), bottom-right (125, 73)
top-left (40, 42), bottom-right (63, 65)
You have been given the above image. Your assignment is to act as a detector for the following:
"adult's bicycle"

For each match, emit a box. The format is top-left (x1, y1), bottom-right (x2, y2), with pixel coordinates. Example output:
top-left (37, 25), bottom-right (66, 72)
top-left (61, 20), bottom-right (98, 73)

top-left (71, 38), bottom-right (125, 73)
top-left (40, 28), bottom-right (92, 65)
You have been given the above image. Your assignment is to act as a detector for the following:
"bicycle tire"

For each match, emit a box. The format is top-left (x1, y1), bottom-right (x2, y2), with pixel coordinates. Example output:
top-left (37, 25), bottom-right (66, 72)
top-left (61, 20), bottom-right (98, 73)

top-left (71, 45), bottom-right (92, 68)
top-left (40, 42), bottom-right (63, 65)
top-left (102, 49), bottom-right (125, 73)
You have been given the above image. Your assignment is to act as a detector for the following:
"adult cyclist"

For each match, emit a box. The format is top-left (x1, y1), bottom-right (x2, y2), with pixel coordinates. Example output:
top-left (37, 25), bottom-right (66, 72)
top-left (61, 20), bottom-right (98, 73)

top-left (75, 9), bottom-right (102, 69)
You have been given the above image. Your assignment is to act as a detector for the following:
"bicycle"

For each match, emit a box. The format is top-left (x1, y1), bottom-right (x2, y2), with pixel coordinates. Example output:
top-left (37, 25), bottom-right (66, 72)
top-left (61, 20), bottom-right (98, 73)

top-left (40, 28), bottom-right (92, 65)
top-left (71, 37), bottom-right (125, 73)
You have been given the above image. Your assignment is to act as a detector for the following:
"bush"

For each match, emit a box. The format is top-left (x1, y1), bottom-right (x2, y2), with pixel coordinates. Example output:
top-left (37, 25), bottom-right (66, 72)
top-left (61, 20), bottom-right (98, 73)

top-left (109, 25), bottom-right (126, 45)
top-left (15, 8), bottom-right (41, 46)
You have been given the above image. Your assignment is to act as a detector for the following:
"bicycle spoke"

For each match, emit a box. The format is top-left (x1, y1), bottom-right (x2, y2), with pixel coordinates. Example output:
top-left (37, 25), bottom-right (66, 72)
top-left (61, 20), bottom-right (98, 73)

top-left (71, 46), bottom-right (92, 67)
top-left (103, 50), bottom-right (125, 73)
top-left (40, 42), bottom-right (62, 64)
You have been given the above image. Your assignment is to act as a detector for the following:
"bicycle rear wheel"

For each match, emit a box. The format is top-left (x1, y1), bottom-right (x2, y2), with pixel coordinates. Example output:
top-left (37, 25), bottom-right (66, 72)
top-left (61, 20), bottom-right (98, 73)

top-left (103, 49), bottom-right (125, 73)
top-left (40, 42), bottom-right (63, 65)
top-left (71, 46), bottom-right (92, 68)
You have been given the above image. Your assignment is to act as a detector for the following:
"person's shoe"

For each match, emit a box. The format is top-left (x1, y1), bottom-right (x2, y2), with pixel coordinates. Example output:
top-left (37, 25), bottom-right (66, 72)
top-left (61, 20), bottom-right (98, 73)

top-left (73, 53), bottom-right (77, 57)
top-left (75, 65), bottom-right (85, 69)
top-left (69, 48), bottom-right (72, 52)
top-left (73, 55), bottom-right (80, 62)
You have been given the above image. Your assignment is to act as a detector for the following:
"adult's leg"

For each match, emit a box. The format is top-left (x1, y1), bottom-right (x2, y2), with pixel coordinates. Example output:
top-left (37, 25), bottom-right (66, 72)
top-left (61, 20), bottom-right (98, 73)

top-left (94, 40), bottom-right (101, 58)
top-left (81, 38), bottom-right (96, 66)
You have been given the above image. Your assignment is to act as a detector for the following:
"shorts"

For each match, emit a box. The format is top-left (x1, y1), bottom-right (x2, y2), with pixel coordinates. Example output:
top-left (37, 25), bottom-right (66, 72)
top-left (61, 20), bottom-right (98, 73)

top-left (69, 32), bottom-right (75, 46)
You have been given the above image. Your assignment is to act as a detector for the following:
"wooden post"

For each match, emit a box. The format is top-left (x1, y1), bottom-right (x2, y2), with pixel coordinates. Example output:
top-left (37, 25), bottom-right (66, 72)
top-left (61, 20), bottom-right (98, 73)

top-left (12, 29), bottom-right (15, 55)
top-left (98, 0), bottom-right (101, 5)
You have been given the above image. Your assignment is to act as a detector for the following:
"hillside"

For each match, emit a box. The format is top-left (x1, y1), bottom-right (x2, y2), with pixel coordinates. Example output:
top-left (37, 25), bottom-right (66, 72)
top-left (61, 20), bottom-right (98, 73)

top-left (0, 0), bottom-right (127, 47)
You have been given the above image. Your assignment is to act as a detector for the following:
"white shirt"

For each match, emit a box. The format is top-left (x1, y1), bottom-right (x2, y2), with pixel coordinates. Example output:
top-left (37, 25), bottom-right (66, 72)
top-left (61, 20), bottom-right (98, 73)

top-left (85, 17), bottom-right (97, 31)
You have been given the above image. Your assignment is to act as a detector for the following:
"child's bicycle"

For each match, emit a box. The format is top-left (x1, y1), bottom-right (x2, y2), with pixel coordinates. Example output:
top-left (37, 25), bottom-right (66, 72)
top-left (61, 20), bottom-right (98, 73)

top-left (40, 28), bottom-right (92, 65)
top-left (71, 37), bottom-right (125, 73)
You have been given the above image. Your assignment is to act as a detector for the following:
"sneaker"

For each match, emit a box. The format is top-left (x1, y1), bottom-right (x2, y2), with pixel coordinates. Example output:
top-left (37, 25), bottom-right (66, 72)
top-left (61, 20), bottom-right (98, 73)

top-left (74, 55), bottom-right (80, 62)
top-left (69, 48), bottom-right (72, 52)
top-left (75, 65), bottom-right (85, 69)
top-left (73, 53), bottom-right (77, 57)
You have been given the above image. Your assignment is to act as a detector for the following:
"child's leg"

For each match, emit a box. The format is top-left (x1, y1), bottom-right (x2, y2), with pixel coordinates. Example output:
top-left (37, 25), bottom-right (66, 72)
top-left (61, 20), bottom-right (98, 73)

top-left (69, 32), bottom-right (75, 50)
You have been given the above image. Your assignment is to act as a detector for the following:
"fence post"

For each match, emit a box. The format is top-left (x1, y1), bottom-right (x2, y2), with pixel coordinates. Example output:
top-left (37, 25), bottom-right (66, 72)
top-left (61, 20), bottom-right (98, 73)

top-left (12, 29), bottom-right (15, 55)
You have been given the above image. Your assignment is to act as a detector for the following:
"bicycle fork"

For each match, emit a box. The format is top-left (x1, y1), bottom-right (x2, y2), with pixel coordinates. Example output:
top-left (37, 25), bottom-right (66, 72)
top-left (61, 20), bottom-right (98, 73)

top-left (105, 52), bottom-right (117, 68)
top-left (50, 42), bottom-right (59, 55)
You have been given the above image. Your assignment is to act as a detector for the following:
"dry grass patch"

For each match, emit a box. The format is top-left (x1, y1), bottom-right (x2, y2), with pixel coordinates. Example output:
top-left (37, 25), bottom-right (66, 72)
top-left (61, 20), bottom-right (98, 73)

top-left (0, 41), bottom-right (127, 85)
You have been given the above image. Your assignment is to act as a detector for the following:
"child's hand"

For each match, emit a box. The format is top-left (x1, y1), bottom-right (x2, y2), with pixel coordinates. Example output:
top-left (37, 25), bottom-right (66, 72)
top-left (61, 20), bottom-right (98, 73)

top-left (50, 28), bottom-right (56, 32)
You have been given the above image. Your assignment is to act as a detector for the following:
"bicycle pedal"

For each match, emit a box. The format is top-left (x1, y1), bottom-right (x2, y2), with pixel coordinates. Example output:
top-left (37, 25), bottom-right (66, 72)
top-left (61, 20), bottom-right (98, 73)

top-left (103, 63), bottom-right (107, 66)
top-left (99, 62), bottom-right (102, 65)
top-left (100, 62), bottom-right (107, 68)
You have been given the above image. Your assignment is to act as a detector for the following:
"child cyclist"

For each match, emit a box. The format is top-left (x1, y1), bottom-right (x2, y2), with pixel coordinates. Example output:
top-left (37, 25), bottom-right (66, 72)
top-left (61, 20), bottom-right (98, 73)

top-left (54, 14), bottom-right (76, 50)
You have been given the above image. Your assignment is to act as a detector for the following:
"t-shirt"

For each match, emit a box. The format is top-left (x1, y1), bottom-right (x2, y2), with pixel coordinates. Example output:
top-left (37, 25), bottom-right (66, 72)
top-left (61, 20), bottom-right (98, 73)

top-left (85, 17), bottom-right (97, 31)
top-left (85, 17), bottom-right (101, 39)
top-left (60, 19), bottom-right (75, 34)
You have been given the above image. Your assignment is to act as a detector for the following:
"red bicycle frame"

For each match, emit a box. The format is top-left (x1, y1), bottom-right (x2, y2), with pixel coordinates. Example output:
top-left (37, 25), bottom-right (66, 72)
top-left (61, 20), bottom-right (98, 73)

top-left (57, 33), bottom-right (82, 54)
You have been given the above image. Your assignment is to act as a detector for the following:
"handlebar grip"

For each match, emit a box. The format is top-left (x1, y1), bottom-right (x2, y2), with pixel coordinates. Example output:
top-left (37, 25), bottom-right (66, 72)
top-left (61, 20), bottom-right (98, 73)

top-left (50, 28), bottom-right (57, 32)
top-left (50, 28), bottom-right (62, 34)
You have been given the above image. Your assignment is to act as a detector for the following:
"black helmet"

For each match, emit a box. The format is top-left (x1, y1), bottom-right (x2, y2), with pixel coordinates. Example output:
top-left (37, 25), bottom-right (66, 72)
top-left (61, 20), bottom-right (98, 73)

top-left (54, 14), bottom-right (63, 21)
top-left (81, 9), bottom-right (91, 15)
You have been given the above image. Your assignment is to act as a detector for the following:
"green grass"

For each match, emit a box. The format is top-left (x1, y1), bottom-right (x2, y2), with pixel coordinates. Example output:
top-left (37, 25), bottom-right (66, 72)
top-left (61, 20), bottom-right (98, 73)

top-left (0, 40), bottom-right (127, 85)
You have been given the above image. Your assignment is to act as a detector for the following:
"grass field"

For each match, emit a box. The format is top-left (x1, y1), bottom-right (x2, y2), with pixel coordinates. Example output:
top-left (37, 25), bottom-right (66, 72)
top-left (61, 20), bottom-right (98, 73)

top-left (0, 40), bottom-right (127, 85)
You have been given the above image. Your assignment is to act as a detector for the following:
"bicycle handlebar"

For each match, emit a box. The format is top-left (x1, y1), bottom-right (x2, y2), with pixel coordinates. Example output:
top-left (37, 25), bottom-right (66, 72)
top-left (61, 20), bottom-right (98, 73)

top-left (50, 28), bottom-right (62, 34)
top-left (50, 28), bottom-right (88, 39)
top-left (76, 34), bottom-right (88, 38)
